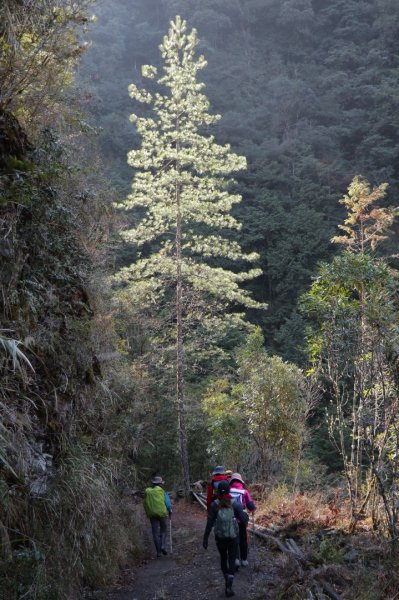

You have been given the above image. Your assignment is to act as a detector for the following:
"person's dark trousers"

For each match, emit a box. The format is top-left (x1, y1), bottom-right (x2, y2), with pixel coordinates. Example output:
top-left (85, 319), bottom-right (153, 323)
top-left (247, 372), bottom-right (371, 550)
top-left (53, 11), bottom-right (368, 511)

top-left (216, 537), bottom-right (238, 576)
top-left (238, 521), bottom-right (248, 560)
top-left (150, 516), bottom-right (167, 555)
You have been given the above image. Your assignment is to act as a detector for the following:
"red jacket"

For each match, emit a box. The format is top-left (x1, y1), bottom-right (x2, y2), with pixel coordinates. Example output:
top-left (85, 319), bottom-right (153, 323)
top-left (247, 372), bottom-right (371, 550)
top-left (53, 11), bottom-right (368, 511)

top-left (206, 474), bottom-right (229, 510)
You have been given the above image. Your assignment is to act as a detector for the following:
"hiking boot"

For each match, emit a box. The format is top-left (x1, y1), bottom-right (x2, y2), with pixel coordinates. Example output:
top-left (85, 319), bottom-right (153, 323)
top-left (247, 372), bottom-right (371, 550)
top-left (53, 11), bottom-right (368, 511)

top-left (235, 558), bottom-right (240, 568)
top-left (241, 559), bottom-right (249, 566)
top-left (225, 575), bottom-right (235, 597)
top-left (161, 548), bottom-right (168, 555)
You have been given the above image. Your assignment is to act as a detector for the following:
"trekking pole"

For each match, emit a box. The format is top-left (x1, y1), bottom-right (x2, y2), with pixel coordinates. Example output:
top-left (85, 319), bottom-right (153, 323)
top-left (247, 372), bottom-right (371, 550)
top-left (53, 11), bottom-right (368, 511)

top-left (250, 511), bottom-right (258, 567)
top-left (169, 516), bottom-right (173, 555)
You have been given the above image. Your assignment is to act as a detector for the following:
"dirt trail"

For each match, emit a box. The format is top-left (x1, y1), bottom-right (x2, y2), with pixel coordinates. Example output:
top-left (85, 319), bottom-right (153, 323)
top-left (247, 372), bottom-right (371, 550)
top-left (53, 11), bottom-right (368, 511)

top-left (105, 500), bottom-right (278, 600)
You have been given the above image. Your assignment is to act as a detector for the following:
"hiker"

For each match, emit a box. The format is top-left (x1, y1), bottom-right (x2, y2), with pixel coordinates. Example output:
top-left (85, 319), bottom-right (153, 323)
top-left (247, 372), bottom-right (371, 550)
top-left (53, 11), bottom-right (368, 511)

top-left (203, 479), bottom-right (249, 597)
top-left (206, 465), bottom-right (230, 510)
top-left (143, 475), bottom-right (172, 558)
top-left (229, 472), bottom-right (256, 567)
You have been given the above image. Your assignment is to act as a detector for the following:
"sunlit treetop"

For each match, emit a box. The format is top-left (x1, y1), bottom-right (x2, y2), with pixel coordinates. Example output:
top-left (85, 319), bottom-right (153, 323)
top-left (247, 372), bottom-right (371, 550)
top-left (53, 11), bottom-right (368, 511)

top-left (118, 15), bottom-right (265, 312)
top-left (332, 176), bottom-right (398, 253)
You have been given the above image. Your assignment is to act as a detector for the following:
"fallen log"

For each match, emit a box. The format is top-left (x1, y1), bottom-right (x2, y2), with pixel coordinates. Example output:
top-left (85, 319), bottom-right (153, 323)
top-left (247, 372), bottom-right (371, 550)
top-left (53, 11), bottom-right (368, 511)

top-left (320, 581), bottom-right (342, 600)
top-left (286, 537), bottom-right (306, 560)
top-left (250, 528), bottom-right (288, 552)
top-left (252, 528), bottom-right (342, 599)
top-left (191, 491), bottom-right (207, 510)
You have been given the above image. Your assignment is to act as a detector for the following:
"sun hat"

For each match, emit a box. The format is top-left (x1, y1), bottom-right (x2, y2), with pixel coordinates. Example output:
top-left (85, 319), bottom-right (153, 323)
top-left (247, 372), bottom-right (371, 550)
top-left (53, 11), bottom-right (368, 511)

top-left (152, 476), bottom-right (164, 485)
top-left (230, 472), bottom-right (245, 485)
top-left (212, 465), bottom-right (225, 475)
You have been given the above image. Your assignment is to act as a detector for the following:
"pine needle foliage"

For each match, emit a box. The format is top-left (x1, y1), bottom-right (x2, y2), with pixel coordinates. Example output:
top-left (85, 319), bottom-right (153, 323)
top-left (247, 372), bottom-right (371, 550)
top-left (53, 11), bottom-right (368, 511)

top-left (331, 176), bottom-right (398, 253)
top-left (118, 15), bottom-right (263, 308)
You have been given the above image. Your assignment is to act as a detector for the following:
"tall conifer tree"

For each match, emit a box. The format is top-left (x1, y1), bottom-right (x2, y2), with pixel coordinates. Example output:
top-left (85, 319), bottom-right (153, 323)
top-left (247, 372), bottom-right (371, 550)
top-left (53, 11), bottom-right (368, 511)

top-left (118, 16), bottom-right (263, 490)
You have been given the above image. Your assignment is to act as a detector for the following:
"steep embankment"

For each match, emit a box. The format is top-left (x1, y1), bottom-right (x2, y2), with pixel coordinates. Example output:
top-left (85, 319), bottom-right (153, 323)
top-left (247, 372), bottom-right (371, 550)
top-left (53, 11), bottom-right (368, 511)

top-left (0, 3), bottom-right (140, 596)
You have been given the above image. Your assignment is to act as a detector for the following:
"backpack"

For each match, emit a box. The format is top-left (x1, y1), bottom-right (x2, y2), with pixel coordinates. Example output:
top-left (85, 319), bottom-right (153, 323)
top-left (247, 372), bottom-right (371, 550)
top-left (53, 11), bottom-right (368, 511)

top-left (212, 476), bottom-right (228, 493)
top-left (143, 486), bottom-right (168, 518)
top-left (214, 505), bottom-right (239, 540)
top-left (229, 487), bottom-right (245, 508)
top-left (207, 475), bottom-right (229, 509)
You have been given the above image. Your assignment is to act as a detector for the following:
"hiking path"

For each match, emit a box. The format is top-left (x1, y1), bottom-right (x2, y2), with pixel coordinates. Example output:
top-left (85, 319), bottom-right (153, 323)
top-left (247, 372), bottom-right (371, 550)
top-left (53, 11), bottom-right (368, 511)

top-left (103, 500), bottom-right (278, 600)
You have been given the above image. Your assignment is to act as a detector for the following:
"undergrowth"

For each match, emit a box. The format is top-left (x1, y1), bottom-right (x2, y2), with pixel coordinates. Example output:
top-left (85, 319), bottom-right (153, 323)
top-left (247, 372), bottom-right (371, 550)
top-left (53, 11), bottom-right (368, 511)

top-left (254, 486), bottom-right (399, 600)
top-left (0, 120), bottom-right (141, 598)
top-left (256, 485), bottom-right (348, 532)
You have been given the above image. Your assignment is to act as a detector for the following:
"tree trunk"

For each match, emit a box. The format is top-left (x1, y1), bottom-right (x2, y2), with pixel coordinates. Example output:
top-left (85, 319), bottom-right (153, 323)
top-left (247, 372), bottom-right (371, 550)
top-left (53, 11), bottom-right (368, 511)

top-left (175, 173), bottom-right (190, 494)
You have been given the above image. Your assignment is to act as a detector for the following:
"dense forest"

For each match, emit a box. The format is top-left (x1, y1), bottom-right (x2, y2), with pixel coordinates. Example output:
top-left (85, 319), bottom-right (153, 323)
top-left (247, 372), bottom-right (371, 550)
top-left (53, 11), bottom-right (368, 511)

top-left (80, 0), bottom-right (399, 359)
top-left (1, 0), bottom-right (399, 598)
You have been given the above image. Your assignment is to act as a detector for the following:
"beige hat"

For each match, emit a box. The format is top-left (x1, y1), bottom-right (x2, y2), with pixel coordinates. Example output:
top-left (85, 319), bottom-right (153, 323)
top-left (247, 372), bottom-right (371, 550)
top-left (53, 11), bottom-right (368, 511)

top-left (152, 476), bottom-right (164, 485)
top-left (230, 472), bottom-right (244, 485)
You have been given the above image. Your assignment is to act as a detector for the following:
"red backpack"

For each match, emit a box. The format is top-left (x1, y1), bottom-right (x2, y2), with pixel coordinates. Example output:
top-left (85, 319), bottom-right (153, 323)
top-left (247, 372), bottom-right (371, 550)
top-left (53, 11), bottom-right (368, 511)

top-left (206, 474), bottom-right (229, 509)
